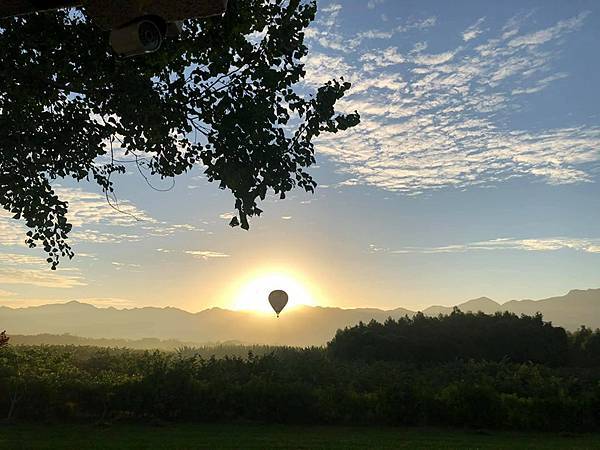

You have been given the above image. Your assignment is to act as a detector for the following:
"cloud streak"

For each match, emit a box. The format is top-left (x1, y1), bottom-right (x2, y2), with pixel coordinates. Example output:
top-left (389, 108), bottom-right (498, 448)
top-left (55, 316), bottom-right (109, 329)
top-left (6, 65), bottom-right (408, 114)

top-left (185, 250), bottom-right (230, 260)
top-left (463, 17), bottom-right (486, 42)
top-left (0, 253), bottom-right (86, 288)
top-left (0, 186), bottom-right (205, 249)
top-left (371, 237), bottom-right (600, 255)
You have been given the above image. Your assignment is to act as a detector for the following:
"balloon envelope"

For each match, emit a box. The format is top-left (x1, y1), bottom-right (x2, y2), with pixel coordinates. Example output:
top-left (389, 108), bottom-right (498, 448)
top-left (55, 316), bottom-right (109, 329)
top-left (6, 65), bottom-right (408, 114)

top-left (268, 290), bottom-right (288, 317)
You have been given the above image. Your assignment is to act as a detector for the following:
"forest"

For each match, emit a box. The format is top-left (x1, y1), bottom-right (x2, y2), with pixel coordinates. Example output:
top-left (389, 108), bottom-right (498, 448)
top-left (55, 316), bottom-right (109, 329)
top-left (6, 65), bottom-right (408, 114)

top-left (1, 311), bottom-right (600, 431)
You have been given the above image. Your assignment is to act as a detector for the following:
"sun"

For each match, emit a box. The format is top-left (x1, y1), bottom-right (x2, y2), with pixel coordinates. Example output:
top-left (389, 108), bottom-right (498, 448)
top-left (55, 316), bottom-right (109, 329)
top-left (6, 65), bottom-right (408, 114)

top-left (231, 271), bottom-right (317, 314)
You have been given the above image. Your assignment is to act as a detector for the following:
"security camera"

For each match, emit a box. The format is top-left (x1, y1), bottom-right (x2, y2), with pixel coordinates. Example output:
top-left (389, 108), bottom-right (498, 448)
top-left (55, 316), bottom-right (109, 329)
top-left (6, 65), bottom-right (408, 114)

top-left (1, 0), bottom-right (228, 58)
top-left (109, 16), bottom-right (165, 58)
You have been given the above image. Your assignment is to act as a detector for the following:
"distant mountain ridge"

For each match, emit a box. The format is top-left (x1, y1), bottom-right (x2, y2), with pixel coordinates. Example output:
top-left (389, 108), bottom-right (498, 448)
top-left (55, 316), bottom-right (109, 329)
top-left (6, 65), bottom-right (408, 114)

top-left (422, 289), bottom-right (600, 331)
top-left (0, 289), bottom-right (598, 346)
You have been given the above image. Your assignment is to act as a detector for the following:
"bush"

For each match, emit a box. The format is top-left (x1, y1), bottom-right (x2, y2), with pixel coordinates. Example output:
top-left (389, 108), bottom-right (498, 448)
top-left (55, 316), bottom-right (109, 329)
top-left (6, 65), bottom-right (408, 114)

top-left (0, 344), bottom-right (599, 431)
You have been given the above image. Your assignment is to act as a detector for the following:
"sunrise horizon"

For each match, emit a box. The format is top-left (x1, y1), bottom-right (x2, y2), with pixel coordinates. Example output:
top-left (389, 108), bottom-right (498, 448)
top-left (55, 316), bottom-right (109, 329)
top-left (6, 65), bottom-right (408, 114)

top-left (3, 285), bottom-right (598, 313)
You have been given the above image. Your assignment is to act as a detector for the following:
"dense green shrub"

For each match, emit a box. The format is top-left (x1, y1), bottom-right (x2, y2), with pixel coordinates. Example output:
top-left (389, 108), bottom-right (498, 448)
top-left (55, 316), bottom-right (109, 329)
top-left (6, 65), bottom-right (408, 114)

top-left (1, 344), bottom-right (600, 430)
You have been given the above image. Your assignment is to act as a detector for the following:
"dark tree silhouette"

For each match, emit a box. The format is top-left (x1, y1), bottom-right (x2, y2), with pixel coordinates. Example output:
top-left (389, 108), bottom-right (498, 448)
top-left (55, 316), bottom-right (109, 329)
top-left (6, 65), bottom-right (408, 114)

top-left (0, 331), bottom-right (8, 348)
top-left (328, 310), bottom-right (570, 366)
top-left (0, 0), bottom-right (359, 268)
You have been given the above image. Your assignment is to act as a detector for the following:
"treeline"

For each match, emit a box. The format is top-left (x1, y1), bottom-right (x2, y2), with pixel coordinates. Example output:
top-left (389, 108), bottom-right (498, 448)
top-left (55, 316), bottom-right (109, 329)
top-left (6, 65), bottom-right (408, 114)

top-left (7, 334), bottom-right (277, 357)
top-left (0, 312), bottom-right (599, 431)
top-left (329, 310), bottom-right (600, 367)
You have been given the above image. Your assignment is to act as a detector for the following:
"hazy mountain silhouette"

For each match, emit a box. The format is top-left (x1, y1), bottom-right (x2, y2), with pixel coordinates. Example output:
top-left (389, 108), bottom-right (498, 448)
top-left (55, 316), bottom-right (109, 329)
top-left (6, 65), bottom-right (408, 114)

top-left (0, 289), bottom-right (598, 346)
top-left (423, 289), bottom-right (600, 331)
top-left (423, 296), bottom-right (500, 316)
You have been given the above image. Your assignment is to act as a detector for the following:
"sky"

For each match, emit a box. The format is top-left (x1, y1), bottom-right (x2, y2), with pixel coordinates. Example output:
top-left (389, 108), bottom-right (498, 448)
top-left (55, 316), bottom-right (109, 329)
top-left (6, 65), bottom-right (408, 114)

top-left (1, 0), bottom-right (599, 312)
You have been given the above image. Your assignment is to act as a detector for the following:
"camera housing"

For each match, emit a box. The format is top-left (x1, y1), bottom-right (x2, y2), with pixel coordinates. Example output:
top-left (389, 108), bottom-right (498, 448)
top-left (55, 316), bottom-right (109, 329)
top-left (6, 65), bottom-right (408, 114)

top-left (109, 16), bottom-right (165, 58)
top-left (1, 0), bottom-right (229, 58)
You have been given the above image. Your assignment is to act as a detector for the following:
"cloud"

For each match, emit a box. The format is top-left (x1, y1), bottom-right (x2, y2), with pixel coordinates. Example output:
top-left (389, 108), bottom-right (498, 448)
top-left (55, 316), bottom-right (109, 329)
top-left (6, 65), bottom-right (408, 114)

top-left (508, 11), bottom-right (589, 47)
top-left (372, 237), bottom-right (600, 255)
top-left (347, 17), bottom-right (437, 49)
top-left (185, 250), bottom-right (230, 260)
top-left (367, 0), bottom-right (385, 10)
top-left (308, 6), bottom-right (436, 53)
top-left (70, 229), bottom-right (142, 244)
top-left (0, 185), bottom-right (207, 288)
top-left (412, 49), bottom-right (459, 66)
top-left (0, 213), bottom-right (27, 247)
top-left (111, 262), bottom-right (142, 271)
top-left (304, 11), bottom-right (599, 193)
top-left (1, 186), bottom-right (205, 253)
top-left (56, 187), bottom-right (154, 228)
top-left (1, 187), bottom-right (132, 245)
top-left (511, 72), bottom-right (568, 95)
top-left (0, 252), bottom-right (86, 288)
top-left (0, 289), bottom-right (15, 297)
top-left (321, 3), bottom-right (342, 14)
top-left (361, 46), bottom-right (405, 70)
top-left (281, 216), bottom-right (292, 220)
top-left (58, 186), bottom-right (205, 238)
top-left (463, 17), bottom-right (486, 42)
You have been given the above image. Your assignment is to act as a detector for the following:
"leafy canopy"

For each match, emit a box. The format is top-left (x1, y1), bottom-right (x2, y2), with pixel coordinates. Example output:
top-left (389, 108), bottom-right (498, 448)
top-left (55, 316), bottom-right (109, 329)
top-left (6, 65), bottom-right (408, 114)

top-left (0, 0), bottom-right (359, 268)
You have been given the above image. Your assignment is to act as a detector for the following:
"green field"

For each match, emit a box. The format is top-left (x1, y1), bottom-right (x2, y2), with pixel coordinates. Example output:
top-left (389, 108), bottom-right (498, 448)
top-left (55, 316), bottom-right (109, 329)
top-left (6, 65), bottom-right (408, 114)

top-left (1, 424), bottom-right (599, 450)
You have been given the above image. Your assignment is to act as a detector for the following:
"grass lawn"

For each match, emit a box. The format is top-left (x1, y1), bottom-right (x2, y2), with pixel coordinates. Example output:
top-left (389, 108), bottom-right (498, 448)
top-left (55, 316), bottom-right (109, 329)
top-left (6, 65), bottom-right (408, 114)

top-left (1, 424), bottom-right (599, 450)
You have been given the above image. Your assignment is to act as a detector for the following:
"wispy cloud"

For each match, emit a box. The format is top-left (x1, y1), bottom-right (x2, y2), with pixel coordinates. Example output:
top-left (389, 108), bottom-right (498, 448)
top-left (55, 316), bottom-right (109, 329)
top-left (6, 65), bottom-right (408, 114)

top-left (463, 17), bottom-right (486, 42)
top-left (185, 250), bottom-right (230, 260)
top-left (507, 11), bottom-right (589, 47)
top-left (305, 11), bottom-right (599, 193)
top-left (0, 187), bottom-right (205, 251)
top-left (370, 237), bottom-right (600, 255)
top-left (367, 0), bottom-right (385, 10)
top-left (0, 253), bottom-right (86, 288)
top-left (309, 5), bottom-right (436, 53)
top-left (0, 213), bottom-right (27, 247)
top-left (111, 262), bottom-right (142, 271)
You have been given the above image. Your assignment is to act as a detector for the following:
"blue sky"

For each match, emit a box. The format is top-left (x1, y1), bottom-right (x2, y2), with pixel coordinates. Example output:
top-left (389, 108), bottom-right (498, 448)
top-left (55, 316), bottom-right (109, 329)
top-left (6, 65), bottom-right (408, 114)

top-left (0, 0), bottom-right (599, 311)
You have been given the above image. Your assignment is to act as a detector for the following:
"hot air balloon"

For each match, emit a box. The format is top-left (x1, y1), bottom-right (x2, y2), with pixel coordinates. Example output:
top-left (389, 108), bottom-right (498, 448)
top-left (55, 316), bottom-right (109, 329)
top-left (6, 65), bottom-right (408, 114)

top-left (269, 290), bottom-right (288, 318)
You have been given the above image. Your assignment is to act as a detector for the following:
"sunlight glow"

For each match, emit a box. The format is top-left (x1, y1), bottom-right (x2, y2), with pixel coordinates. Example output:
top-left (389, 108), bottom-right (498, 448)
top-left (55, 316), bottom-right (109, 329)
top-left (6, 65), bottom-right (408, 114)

top-left (231, 271), bottom-right (317, 314)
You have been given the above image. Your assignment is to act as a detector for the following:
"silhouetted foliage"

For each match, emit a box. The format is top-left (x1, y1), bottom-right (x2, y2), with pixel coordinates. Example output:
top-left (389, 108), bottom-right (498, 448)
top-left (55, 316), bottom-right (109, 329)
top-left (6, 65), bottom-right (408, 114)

top-left (569, 326), bottom-right (600, 367)
top-left (2, 313), bottom-right (599, 429)
top-left (327, 310), bottom-right (570, 366)
top-left (1, 344), bottom-right (600, 430)
top-left (0, 0), bottom-right (359, 268)
top-left (0, 311), bottom-right (600, 431)
top-left (0, 331), bottom-right (8, 348)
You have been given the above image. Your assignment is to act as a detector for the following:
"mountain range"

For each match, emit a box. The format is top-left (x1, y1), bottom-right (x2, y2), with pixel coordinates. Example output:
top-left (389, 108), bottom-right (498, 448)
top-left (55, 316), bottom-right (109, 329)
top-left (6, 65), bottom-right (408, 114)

top-left (0, 288), bottom-right (598, 346)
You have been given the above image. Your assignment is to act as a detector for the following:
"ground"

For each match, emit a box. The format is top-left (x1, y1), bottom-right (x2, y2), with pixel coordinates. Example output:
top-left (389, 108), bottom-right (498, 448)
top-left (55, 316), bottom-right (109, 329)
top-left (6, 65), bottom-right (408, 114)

top-left (1, 424), bottom-right (599, 449)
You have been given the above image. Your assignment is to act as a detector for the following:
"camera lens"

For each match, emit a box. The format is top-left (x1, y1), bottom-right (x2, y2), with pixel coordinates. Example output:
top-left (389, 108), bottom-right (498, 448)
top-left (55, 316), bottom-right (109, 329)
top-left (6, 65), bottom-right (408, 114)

top-left (138, 20), bottom-right (161, 51)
